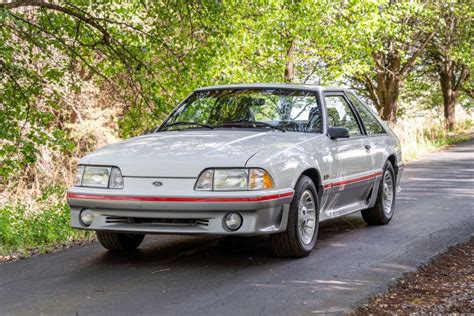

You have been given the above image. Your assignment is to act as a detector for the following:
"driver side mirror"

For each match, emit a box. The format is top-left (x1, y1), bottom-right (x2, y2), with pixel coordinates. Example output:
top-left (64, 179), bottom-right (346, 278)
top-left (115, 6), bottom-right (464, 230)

top-left (328, 127), bottom-right (350, 140)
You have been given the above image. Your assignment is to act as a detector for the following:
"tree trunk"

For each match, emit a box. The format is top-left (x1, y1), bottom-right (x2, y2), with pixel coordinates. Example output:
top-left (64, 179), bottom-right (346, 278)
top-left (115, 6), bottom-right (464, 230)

top-left (371, 51), bottom-right (401, 123)
top-left (284, 40), bottom-right (295, 83)
top-left (437, 13), bottom-right (457, 131)
top-left (439, 63), bottom-right (456, 130)
top-left (379, 88), bottom-right (400, 123)
top-left (434, 10), bottom-right (472, 131)
top-left (361, 30), bottom-right (434, 123)
top-left (362, 74), bottom-right (400, 123)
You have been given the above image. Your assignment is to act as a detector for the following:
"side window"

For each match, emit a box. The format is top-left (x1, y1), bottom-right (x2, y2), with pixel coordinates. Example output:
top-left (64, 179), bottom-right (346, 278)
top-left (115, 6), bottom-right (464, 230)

top-left (347, 93), bottom-right (386, 135)
top-left (324, 95), bottom-right (362, 136)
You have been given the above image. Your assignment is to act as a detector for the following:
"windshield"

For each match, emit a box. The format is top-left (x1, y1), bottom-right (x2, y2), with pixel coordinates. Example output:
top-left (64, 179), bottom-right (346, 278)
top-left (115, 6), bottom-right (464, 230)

top-left (159, 89), bottom-right (322, 133)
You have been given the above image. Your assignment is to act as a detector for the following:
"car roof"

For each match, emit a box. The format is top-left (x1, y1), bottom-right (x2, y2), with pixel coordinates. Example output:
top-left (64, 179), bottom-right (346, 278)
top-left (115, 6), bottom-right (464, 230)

top-left (195, 83), bottom-right (351, 93)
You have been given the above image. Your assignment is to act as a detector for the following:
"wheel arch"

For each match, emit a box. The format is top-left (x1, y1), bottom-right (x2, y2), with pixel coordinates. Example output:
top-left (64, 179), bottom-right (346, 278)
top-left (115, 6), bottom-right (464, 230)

top-left (300, 168), bottom-right (323, 201)
top-left (387, 154), bottom-right (398, 176)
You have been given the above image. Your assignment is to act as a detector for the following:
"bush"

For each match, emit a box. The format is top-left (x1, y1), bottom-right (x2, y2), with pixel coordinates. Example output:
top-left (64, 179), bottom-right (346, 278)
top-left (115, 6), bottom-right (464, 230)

top-left (0, 186), bottom-right (91, 257)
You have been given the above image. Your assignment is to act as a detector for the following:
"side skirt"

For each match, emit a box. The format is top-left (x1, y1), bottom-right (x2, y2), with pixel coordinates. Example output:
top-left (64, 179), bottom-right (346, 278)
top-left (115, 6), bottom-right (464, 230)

top-left (320, 200), bottom-right (370, 222)
top-left (319, 173), bottom-right (383, 222)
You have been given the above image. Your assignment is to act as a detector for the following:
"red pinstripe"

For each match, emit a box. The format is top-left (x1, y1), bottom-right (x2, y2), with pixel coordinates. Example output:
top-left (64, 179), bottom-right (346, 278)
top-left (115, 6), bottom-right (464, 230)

top-left (67, 191), bottom-right (294, 203)
top-left (323, 171), bottom-right (383, 190)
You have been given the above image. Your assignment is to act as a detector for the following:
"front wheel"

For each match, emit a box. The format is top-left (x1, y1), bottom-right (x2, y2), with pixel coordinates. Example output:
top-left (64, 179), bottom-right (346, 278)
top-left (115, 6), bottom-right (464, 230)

top-left (361, 161), bottom-right (396, 225)
top-left (96, 231), bottom-right (145, 251)
top-left (271, 175), bottom-right (320, 258)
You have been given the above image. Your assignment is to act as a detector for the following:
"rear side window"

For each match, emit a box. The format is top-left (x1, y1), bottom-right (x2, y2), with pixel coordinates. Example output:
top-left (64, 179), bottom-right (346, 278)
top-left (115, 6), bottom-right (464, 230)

top-left (324, 95), bottom-right (362, 136)
top-left (347, 93), bottom-right (386, 135)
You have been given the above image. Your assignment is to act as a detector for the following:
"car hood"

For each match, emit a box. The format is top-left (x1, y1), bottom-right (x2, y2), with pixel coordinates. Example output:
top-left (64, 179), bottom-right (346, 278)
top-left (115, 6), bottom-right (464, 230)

top-left (80, 130), bottom-right (318, 177)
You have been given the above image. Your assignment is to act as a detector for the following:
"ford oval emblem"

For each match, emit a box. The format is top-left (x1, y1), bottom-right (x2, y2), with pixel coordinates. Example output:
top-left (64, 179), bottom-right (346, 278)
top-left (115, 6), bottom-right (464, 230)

top-left (152, 181), bottom-right (163, 187)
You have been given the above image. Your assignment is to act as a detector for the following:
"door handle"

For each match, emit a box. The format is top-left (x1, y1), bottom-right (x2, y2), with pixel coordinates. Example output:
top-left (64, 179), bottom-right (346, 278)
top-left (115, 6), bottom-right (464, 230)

top-left (365, 144), bottom-right (371, 151)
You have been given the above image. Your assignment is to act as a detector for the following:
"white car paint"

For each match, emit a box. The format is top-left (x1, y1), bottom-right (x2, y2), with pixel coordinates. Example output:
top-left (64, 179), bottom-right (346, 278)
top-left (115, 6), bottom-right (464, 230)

top-left (68, 84), bottom-right (403, 235)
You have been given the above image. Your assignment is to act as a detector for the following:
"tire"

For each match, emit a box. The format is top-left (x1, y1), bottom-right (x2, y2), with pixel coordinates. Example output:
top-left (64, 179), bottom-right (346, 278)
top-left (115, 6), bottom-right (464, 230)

top-left (361, 161), bottom-right (396, 225)
top-left (96, 231), bottom-right (145, 251)
top-left (271, 175), bottom-right (320, 258)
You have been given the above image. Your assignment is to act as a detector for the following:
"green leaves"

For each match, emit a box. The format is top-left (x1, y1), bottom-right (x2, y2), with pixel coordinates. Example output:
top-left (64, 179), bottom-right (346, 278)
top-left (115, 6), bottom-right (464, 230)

top-left (0, 0), bottom-right (472, 182)
top-left (0, 186), bottom-right (91, 256)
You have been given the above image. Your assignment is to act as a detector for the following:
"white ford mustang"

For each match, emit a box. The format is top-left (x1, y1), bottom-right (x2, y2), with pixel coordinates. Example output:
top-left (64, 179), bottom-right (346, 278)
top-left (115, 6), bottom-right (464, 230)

top-left (68, 84), bottom-right (403, 257)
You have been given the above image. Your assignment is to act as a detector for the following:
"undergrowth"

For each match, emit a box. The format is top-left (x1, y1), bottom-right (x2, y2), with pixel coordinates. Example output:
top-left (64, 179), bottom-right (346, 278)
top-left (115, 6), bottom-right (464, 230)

top-left (393, 118), bottom-right (473, 162)
top-left (0, 186), bottom-right (91, 258)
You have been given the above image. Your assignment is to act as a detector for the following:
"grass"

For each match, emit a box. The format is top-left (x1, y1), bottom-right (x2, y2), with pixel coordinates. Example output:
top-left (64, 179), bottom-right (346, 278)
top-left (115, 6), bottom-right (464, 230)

top-left (0, 186), bottom-right (91, 258)
top-left (393, 118), bottom-right (473, 162)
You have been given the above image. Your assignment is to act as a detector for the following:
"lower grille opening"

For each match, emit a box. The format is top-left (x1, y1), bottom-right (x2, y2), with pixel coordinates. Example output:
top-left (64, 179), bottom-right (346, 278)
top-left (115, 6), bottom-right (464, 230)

top-left (105, 216), bottom-right (209, 227)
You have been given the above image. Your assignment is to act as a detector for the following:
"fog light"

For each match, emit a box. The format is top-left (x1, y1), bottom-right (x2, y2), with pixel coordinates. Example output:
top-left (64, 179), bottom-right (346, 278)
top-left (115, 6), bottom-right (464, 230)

top-left (223, 212), bottom-right (242, 231)
top-left (79, 209), bottom-right (95, 226)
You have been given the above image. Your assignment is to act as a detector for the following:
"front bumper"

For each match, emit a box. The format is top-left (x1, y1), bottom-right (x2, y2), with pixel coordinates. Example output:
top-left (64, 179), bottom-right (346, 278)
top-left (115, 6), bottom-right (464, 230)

top-left (67, 189), bottom-right (294, 235)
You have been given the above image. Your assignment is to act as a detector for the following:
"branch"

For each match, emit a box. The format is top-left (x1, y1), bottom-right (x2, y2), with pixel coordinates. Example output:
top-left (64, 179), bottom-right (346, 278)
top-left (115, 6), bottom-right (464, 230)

top-left (362, 74), bottom-right (380, 108)
top-left (7, 11), bottom-right (147, 128)
top-left (3, 21), bottom-right (63, 70)
top-left (399, 31), bottom-right (436, 78)
top-left (454, 65), bottom-right (470, 92)
top-left (7, 6), bottom-right (168, 125)
top-left (1, 0), bottom-right (110, 42)
top-left (302, 66), bottom-right (319, 84)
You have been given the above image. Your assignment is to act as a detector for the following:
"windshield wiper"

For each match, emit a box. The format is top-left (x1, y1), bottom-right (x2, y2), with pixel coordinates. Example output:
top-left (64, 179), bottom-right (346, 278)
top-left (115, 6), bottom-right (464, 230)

top-left (160, 121), bottom-right (214, 131)
top-left (219, 120), bottom-right (286, 132)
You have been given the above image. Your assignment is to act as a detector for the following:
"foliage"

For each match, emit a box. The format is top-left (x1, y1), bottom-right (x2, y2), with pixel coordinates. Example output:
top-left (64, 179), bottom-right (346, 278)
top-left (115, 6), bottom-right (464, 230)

top-left (0, 185), bottom-right (91, 256)
top-left (421, 0), bottom-right (473, 129)
top-left (0, 1), bottom-right (221, 179)
top-left (309, 1), bottom-right (438, 122)
top-left (1, 0), bottom-right (472, 182)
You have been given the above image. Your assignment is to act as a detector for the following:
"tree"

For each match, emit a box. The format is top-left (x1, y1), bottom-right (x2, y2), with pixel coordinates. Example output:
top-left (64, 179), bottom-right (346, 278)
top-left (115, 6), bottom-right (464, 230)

top-left (211, 1), bottom-right (327, 85)
top-left (1, 0), bottom-right (317, 180)
top-left (314, 1), bottom-right (435, 123)
top-left (426, 0), bottom-right (472, 130)
top-left (0, 0), bottom-right (229, 180)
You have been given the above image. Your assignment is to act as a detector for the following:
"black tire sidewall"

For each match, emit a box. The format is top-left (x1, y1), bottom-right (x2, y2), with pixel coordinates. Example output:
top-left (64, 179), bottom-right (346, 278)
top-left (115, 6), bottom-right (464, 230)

top-left (96, 231), bottom-right (145, 251)
top-left (119, 233), bottom-right (145, 249)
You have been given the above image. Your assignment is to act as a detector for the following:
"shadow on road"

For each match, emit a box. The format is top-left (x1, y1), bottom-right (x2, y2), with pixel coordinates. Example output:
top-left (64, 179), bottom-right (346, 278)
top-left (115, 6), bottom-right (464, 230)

top-left (87, 215), bottom-right (369, 268)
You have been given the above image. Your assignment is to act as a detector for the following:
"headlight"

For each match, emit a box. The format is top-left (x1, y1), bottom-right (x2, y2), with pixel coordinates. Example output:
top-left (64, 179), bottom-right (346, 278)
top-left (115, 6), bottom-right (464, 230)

top-left (195, 168), bottom-right (274, 191)
top-left (214, 169), bottom-right (248, 191)
top-left (73, 165), bottom-right (124, 189)
top-left (82, 166), bottom-right (110, 188)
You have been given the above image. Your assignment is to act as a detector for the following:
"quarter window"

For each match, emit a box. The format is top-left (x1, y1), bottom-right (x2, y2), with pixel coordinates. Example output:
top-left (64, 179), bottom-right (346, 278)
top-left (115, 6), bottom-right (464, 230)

top-left (324, 95), bottom-right (362, 136)
top-left (347, 93), bottom-right (386, 135)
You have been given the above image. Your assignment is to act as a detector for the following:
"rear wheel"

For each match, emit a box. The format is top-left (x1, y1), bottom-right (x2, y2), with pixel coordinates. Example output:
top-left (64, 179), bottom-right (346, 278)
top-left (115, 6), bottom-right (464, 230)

top-left (96, 231), bottom-right (145, 251)
top-left (361, 161), bottom-right (396, 225)
top-left (271, 175), bottom-right (319, 258)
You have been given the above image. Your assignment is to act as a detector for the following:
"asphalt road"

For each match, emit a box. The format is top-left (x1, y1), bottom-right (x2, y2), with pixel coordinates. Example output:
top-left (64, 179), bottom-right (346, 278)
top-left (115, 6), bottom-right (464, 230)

top-left (1, 140), bottom-right (473, 315)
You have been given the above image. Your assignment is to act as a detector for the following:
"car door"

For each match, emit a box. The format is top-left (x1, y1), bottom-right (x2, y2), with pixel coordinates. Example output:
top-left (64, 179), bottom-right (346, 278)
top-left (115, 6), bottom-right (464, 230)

top-left (324, 92), bottom-right (375, 210)
top-left (345, 92), bottom-right (388, 171)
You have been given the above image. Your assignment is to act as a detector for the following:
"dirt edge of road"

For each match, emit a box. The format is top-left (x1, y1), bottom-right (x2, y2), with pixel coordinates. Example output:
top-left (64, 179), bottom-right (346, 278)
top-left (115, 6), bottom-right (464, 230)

top-left (354, 237), bottom-right (474, 315)
top-left (0, 238), bottom-right (95, 264)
